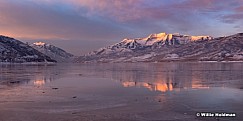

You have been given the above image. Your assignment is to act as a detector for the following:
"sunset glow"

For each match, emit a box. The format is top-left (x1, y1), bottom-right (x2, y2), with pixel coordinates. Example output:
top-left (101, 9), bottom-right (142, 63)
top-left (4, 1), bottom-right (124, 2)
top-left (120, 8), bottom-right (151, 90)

top-left (0, 0), bottom-right (242, 55)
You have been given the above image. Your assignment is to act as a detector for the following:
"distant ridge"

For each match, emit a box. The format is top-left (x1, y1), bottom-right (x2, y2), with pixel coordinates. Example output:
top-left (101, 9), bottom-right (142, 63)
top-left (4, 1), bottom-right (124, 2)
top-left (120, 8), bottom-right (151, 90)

top-left (31, 42), bottom-right (74, 62)
top-left (0, 35), bottom-right (56, 63)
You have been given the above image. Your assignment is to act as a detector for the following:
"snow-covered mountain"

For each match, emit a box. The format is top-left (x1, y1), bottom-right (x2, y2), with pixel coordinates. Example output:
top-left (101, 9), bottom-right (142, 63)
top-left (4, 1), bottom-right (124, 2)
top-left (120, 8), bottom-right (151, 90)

top-left (31, 42), bottom-right (74, 62)
top-left (0, 35), bottom-right (56, 63)
top-left (85, 33), bottom-right (212, 56)
top-left (164, 33), bottom-right (243, 62)
top-left (77, 33), bottom-right (213, 62)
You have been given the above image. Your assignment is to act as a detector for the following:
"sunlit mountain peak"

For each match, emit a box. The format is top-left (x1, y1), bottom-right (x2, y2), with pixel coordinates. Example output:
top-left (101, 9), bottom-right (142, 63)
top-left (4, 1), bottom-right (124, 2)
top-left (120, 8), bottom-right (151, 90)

top-left (33, 42), bottom-right (46, 46)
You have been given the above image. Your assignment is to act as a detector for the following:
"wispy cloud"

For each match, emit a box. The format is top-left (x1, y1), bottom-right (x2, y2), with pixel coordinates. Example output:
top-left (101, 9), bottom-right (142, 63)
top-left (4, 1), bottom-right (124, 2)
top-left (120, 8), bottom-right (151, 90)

top-left (0, 0), bottom-right (129, 40)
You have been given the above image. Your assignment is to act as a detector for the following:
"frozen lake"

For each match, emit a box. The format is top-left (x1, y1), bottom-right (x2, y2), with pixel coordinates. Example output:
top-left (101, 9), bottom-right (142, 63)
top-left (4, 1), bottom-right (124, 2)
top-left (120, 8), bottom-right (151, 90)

top-left (0, 62), bottom-right (243, 121)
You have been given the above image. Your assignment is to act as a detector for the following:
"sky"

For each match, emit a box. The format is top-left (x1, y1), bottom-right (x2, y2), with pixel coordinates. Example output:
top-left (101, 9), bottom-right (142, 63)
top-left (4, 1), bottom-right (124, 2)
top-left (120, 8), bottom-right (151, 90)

top-left (0, 0), bottom-right (243, 55)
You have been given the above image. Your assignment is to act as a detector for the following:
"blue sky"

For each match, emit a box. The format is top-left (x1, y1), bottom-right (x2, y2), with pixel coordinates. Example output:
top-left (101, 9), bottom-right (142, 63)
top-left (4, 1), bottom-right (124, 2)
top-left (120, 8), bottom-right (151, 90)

top-left (0, 0), bottom-right (242, 55)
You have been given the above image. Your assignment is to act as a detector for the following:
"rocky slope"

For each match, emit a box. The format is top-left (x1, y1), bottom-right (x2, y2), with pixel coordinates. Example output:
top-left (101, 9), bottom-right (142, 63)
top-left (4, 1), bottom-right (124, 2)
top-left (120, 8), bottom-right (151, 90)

top-left (77, 33), bottom-right (213, 62)
top-left (31, 42), bottom-right (74, 62)
top-left (0, 35), bottom-right (56, 63)
top-left (159, 33), bottom-right (243, 62)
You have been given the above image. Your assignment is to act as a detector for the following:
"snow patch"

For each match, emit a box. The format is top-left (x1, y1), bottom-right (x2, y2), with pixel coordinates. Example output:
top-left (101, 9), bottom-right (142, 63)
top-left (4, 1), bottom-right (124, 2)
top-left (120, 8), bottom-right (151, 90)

top-left (165, 54), bottom-right (179, 59)
top-left (232, 54), bottom-right (243, 59)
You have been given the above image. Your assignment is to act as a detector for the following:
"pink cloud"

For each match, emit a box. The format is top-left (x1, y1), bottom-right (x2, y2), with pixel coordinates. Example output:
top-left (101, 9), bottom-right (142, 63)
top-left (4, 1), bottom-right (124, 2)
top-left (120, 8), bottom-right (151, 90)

top-left (235, 6), bottom-right (243, 12)
top-left (66, 0), bottom-right (171, 22)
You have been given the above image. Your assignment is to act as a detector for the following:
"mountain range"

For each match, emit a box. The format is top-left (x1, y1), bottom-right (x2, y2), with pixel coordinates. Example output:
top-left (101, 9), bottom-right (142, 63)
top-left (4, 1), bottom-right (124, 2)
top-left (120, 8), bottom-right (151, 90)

top-left (1, 32), bottom-right (243, 63)
top-left (77, 32), bottom-right (243, 62)
top-left (78, 33), bottom-right (213, 62)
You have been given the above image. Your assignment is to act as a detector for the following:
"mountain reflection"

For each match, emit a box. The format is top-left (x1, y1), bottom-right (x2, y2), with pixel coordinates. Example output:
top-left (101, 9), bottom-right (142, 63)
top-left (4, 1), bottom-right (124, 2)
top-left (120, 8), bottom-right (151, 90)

top-left (122, 81), bottom-right (176, 92)
top-left (1, 63), bottom-right (242, 91)
top-left (34, 80), bottom-right (46, 86)
top-left (0, 64), bottom-right (69, 87)
top-left (98, 63), bottom-right (243, 92)
top-left (120, 80), bottom-right (210, 92)
top-left (32, 74), bottom-right (54, 86)
top-left (33, 78), bottom-right (52, 86)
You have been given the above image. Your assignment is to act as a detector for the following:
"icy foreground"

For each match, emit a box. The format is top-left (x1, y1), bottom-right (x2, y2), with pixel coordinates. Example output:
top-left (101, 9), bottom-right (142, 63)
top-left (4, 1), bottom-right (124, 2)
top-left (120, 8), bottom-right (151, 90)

top-left (1, 63), bottom-right (243, 121)
top-left (77, 33), bottom-right (243, 62)
top-left (0, 35), bottom-right (56, 63)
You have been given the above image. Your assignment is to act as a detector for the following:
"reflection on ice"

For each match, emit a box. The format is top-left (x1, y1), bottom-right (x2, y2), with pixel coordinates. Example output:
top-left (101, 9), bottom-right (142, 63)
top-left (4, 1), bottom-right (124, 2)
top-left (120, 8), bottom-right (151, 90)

top-left (0, 63), bottom-right (243, 91)
top-left (191, 82), bottom-right (209, 89)
top-left (33, 79), bottom-right (46, 86)
top-left (0, 64), bottom-right (70, 87)
top-left (121, 80), bottom-right (210, 92)
top-left (122, 81), bottom-right (176, 92)
top-left (32, 75), bottom-right (53, 86)
top-left (0, 63), bottom-right (243, 121)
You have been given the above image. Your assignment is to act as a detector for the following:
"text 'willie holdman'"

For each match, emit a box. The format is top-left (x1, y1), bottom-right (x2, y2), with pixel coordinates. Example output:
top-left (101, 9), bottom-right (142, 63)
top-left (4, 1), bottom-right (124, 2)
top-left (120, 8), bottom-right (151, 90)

top-left (196, 112), bottom-right (236, 117)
